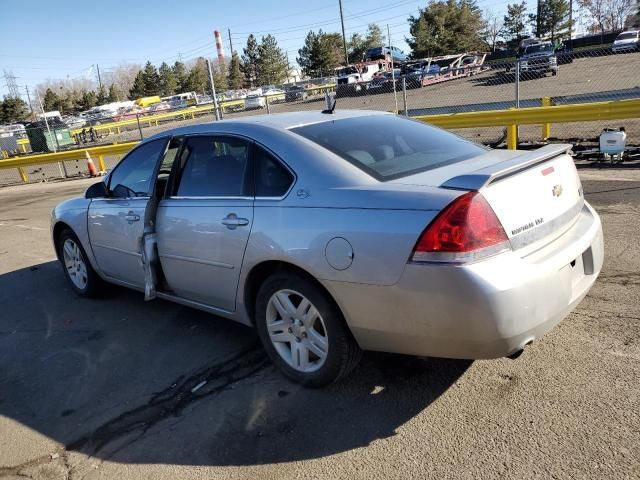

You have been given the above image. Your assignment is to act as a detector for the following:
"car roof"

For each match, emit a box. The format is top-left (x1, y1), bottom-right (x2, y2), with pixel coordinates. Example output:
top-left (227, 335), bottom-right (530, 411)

top-left (147, 109), bottom-right (389, 140)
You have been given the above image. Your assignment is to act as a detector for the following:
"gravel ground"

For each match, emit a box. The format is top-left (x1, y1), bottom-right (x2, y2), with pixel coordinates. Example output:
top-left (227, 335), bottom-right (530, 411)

top-left (0, 169), bottom-right (638, 480)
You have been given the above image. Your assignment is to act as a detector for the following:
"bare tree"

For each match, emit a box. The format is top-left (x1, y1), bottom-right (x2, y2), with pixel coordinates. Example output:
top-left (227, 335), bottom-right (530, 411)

top-left (482, 10), bottom-right (504, 51)
top-left (577, 0), bottom-right (634, 37)
top-left (102, 63), bottom-right (142, 100)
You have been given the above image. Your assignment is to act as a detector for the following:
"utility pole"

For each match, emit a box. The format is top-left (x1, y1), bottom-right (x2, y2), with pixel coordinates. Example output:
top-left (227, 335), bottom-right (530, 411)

top-left (286, 51), bottom-right (292, 83)
top-left (25, 85), bottom-right (34, 118)
top-left (536, 0), bottom-right (541, 38)
top-left (338, 0), bottom-right (349, 65)
top-left (96, 64), bottom-right (103, 91)
top-left (388, 24), bottom-right (398, 115)
top-left (206, 59), bottom-right (221, 121)
top-left (568, 0), bottom-right (573, 40)
top-left (228, 28), bottom-right (234, 54)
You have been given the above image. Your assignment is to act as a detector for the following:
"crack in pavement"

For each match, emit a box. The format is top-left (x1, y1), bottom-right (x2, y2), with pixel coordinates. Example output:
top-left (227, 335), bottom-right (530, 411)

top-left (67, 344), bottom-right (268, 456)
top-left (0, 345), bottom-right (269, 477)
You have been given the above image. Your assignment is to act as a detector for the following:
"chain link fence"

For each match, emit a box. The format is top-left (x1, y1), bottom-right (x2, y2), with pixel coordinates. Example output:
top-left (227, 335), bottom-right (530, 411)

top-left (1, 44), bottom-right (638, 186)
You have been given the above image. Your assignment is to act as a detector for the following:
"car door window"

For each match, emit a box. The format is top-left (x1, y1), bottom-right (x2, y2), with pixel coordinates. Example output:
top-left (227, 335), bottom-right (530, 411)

top-left (108, 139), bottom-right (167, 198)
top-left (176, 136), bottom-right (251, 197)
top-left (253, 145), bottom-right (294, 197)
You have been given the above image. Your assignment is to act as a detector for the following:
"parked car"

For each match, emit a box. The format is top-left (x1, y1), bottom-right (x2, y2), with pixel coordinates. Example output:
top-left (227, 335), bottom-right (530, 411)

top-left (52, 111), bottom-right (603, 386)
top-left (365, 46), bottom-right (407, 63)
top-left (611, 30), bottom-right (640, 53)
top-left (519, 41), bottom-right (558, 76)
top-left (367, 70), bottom-right (401, 93)
top-left (285, 85), bottom-right (308, 102)
top-left (0, 123), bottom-right (28, 139)
top-left (264, 88), bottom-right (286, 103)
top-left (245, 94), bottom-right (266, 109)
top-left (62, 116), bottom-right (87, 129)
top-left (148, 102), bottom-right (172, 114)
top-left (114, 106), bottom-right (146, 121)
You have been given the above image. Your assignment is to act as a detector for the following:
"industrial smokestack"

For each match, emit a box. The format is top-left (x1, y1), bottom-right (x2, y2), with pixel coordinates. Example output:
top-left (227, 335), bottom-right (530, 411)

top-left (214, 30), bottom-right (226, 69)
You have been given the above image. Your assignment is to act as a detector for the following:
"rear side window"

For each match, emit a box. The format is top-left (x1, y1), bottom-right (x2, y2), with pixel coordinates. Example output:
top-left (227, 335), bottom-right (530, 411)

top-left (292, 115), bottom-right (486, 181)
top-left (176, 136), bottom-right (250, 197)
top-left (253, 146), bottom-right (294, 197)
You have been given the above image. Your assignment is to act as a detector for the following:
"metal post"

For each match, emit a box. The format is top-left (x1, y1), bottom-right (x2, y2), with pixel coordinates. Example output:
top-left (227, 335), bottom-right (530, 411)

top-left (136, 113), bottom-right (144, 140)
top-left (35, 89), bottom-right (56, 154)
top-left (265, 94), bottom-right (271, 114)
top-left (338, 0), bottom-right (349, 66)
top-left (541, 96), bottom-right (552, 139)
top-left (388, 24), bottom-right (398, 114)
top-left (402, 77), bottom-right (408, 116)
top-left (515, 60), bottom-right (520, 109)
top-left (206, 59), bottom-right (221, 121)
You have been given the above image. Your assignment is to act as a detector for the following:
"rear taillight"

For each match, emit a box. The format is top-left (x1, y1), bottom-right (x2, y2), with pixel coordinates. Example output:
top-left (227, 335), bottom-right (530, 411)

top-left (412, 191), bottom-right (510, 263)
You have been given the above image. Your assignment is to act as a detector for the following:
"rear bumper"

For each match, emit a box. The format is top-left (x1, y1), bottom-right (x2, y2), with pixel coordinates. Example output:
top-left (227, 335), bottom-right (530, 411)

top-left (327, 202), bottom-right (603, 359)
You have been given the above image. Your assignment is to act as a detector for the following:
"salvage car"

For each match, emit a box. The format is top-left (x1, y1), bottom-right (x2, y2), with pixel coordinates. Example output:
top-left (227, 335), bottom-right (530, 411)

top-left (51, 110), bottom-right (604, 386)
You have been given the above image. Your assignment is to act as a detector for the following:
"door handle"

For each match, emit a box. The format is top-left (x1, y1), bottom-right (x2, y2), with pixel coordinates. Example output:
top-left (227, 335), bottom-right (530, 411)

top-left (221, 213), bottom-right (249, 229)
top-left (125, 211), bottom-right (140, 223)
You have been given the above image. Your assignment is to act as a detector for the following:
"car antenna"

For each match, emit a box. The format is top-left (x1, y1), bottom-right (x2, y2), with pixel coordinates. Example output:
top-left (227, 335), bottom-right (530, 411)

top-left (321, 92), bottom-right (337, 114)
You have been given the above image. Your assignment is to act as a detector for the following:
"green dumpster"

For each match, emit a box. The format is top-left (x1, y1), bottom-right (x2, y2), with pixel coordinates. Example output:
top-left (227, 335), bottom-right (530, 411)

top-left (26, 120), bottom-right (75, 153)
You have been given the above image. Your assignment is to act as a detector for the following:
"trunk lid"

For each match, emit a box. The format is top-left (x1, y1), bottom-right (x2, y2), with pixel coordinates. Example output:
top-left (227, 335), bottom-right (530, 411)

top-left (391, 144), bottom-right (584, 250)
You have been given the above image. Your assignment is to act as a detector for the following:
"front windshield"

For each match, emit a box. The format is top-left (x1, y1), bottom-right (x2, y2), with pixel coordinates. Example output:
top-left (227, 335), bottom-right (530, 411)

top-left (525, 44), bottom-right (553, 54)
top-left (617, 32), bottom-right (638, 40)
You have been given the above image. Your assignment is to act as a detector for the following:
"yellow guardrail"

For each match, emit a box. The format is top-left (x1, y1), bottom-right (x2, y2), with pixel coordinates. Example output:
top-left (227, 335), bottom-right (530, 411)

top-left (0, 142), bottom-right (138, 183)
top-left (416, 98), bottom-right (640, 149)
top-left (2, 97), bottom-right (637, 183)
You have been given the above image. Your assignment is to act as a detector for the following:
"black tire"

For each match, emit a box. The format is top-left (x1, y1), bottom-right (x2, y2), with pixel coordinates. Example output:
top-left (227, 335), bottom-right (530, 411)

top-left (57, 228), bottom-right (102, 297)
top-left (255, 272), bottom-right (362, 387)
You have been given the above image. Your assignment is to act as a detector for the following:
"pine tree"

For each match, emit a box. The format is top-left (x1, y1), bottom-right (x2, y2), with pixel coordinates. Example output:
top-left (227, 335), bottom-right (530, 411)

top-left (0, 96), bottom-right (29, 123)
top-left (96, 85), bottom-right (107, 105)
top-left (257, 34), bottom-right (288, 85)
top-left (158, 62), bottom-right (177, 96)
top-left (529, 0), bottom-right (570, 41)
top-left (129, 71), bottom-right (146, 99)
top-left (42, 88), bottom-right (61, 112)
top-left (107, 83), bottom-right (121, 102)
top-left (227, 52), bottom-right (243, 90)
top-left (141, 61), bottom-right (160, 96)
top-left (172, 61), bottom-right (189, 93)
top-left (78, 90), bottom-right (98, 110)
top-left (408, 0), bottom-right (485, 57)
top-left (213, 65), bottom-right (228, 92)
top-left (502, 1), bottom-right (529, 43)
top-left (241, 34), bottom-right (260, 87)
top-left (297, 30), bottom-right (344, 77)
top-left (185, 58), bottom-right (209, 94)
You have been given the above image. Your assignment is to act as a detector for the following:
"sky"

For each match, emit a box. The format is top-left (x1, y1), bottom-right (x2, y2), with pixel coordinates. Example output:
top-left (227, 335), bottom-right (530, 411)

top-left (0, 0), bottom-right (533, 98)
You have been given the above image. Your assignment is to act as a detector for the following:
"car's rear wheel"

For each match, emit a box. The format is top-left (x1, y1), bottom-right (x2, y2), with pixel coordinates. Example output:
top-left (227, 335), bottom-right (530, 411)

top-left (58, 229), bottom-right (102, 297)
top-left (255, 272), bottom-right (361, 387)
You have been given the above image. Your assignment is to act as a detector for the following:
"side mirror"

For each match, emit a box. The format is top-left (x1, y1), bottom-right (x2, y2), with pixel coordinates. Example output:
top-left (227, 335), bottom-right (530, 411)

top-left (85, 181), bottom-right (109, 199)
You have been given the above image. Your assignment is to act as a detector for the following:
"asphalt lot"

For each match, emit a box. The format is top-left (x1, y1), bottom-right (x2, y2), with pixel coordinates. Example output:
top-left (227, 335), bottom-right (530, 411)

top-left (0, 169), bottom-right (639, 479)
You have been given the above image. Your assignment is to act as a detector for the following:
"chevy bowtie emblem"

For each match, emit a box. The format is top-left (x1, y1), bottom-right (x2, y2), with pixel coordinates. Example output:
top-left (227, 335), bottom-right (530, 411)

top-left (552, 184), bottom-right (563, 197)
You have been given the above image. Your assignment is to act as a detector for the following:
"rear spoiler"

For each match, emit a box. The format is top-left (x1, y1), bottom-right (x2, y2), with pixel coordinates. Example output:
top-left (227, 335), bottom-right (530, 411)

top-left (441, 144), bottom-right (572, 191)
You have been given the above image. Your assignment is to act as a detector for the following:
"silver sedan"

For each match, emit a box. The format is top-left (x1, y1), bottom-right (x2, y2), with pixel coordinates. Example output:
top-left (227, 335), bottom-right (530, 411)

top-left (51, 111), bottom-right (604, 386)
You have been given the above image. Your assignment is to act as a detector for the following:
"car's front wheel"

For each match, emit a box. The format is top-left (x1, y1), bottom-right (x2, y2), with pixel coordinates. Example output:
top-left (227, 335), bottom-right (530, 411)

top-left (57, 229), bottom-right (102, 297)
top-left (255, 272), bottom-right (361, 387)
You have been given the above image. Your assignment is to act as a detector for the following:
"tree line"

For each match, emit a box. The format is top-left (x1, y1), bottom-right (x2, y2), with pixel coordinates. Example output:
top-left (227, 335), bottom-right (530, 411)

top-left (2, 0), bottom-right (638, 123)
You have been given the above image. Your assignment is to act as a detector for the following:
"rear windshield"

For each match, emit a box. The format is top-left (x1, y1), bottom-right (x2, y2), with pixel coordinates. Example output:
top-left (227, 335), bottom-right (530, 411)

top-left (291, 115), bottom-right (486, 181)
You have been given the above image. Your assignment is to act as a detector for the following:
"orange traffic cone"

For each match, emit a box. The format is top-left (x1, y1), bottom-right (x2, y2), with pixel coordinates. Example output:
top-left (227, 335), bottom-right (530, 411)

top-left (86, 151), bottom-right (98, 177)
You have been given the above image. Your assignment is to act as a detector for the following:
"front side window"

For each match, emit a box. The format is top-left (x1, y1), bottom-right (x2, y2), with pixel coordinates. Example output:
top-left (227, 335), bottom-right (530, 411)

top-left (108, 138), bottom-right (167, 198)
top-left (253, 146), bottom-right (294, 197)
top-left (291, 115), bottom-right (486, 181)
top-left (176, 136), bottom-right (250, 197)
